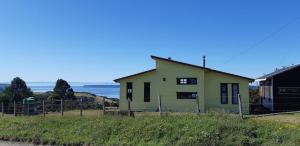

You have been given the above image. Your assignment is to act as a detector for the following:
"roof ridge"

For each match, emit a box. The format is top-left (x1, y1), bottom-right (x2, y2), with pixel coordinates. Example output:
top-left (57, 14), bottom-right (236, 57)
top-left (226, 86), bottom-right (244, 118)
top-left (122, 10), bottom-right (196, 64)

top-left (257, 64), bottom-right (300, 79)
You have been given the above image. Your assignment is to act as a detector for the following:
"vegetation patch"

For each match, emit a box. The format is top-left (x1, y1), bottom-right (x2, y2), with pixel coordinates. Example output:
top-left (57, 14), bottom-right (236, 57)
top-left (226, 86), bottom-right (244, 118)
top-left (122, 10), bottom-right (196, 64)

top-left (0, 112), bottom-right (300, 145)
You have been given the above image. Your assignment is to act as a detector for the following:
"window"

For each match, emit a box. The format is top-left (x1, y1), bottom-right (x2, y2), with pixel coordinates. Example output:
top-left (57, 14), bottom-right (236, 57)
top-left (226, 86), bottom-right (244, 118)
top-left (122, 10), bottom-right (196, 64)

top-left (232, 83), bottom-right (239, 104)
top-left (126, 82), bottom-right (133, 101)
top-left (177, 92), bottom-right (198, 99)
top-left (144, 82), bottom-right (150, 102)
top-left (177, 78), bottom-right (197, 85)
top-left (220, 83), bottom-right (228, 104)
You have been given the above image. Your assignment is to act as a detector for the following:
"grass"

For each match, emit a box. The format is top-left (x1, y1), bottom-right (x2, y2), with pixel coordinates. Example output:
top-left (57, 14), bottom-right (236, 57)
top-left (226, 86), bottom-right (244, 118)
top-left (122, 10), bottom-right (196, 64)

top-left (0, 111), bottom-right (300, 145)
top-left (254, 112), bottom-right (300, 124)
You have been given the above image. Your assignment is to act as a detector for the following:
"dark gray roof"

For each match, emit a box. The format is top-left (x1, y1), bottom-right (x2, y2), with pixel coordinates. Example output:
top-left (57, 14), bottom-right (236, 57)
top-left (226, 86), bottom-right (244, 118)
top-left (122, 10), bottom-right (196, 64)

top-left (257, 64), bottom-right (300, 79)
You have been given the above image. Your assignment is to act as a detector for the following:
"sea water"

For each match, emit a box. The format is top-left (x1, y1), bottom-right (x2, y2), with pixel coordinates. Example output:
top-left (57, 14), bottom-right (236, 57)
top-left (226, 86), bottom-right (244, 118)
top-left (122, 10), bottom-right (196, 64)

top-left (27, 82), bottom-right (120, 98)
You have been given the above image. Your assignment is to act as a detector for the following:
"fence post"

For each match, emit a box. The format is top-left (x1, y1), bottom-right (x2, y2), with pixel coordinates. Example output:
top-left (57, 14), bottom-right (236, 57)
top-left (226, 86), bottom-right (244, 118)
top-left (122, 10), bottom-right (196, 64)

top-left (43, 100), bottom-right (45, 118)
top-left (127, 98), bottom-right (131, 117)
top-left (196, 95), bottom-right (200, 114)
top-left (158, 95), bottom-right (162, 117)
top-left (102, 97), bottom-right (106, 115)
top-left (14, 100), bottom-right (16, 117)
top-left (80, 98), bottom-right (83, 117)
top-left (1, 102), bottom-right (4, 117)
top-left (61, 98), bottom-right (64, 116)
top-left (27, 101), bottom-right (30, 115)
top-left (238, 94), bottom-right (243, 119)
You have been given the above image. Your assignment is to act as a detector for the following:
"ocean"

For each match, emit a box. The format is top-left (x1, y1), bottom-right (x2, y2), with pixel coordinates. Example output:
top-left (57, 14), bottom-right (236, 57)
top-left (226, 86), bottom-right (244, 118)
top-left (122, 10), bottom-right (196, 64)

top-left (27, 82), bottom-right (120, 98)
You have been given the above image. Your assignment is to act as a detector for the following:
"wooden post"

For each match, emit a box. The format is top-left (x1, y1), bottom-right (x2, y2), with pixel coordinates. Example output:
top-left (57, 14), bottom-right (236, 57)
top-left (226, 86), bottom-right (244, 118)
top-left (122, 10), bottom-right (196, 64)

top-left (196, 95), bottom-right (200, 114)
top-left (1, 102), bottom-right (4, 117)
top-left (14, 100), bottom-right (16, 117)
top-left (102, 97), bottom-right (106, 115)
top-left (127, 98), bottom-right (131, 117)
top-left (43, 100), bottom-right (45, 118)
top-left (238, 94), bottom-right (243, 118)
top-left (27, 101), bottom-right (30, 115)
top-left (80, 98), bottom-right (83, 117)
top-left (158, 95), bottom-right (162, 117)
top-left (61, 98), bottom-right (64, 116)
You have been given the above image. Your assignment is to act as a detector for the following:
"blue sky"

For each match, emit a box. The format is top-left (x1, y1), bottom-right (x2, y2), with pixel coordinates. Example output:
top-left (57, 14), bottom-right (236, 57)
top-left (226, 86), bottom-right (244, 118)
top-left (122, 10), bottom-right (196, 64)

top-left (0, 0), bottom-right (299, 82)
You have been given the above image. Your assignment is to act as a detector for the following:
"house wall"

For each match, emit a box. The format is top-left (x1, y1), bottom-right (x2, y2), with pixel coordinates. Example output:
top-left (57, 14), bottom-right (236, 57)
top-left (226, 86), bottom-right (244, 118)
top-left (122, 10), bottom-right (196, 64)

top-left (273, 67), bottom-right (300, 112)
top-left (155, 59), bottom-right (205, 112)
top-left (119, 71), bottom-right (159, 111)
top-left (118, 59), bottom-right (251, 114)
top-left (205, 71), bottom-right (250, 114)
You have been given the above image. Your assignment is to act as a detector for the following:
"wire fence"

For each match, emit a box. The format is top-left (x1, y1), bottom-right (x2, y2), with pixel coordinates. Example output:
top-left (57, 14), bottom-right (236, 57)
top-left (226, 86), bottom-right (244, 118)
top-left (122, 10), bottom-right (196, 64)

top-left (250, 102), bottom-right (300, 115)
top-left (0, 98), bottom-right (120, 117)
top-left (2, 99), bottom-right (299, 117)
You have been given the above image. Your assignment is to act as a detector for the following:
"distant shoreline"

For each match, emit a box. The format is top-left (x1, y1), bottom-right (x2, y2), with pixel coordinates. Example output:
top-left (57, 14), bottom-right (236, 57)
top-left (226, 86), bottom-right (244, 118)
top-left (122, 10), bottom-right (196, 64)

top-left (83, 85), bottom-right (119, 88)
top-left (28, 83), bottom-right (120, 98)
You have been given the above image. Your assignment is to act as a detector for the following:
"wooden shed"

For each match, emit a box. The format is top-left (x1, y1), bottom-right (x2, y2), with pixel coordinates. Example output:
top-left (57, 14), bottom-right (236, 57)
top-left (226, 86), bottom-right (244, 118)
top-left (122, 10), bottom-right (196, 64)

top-left (257, 64), bottom-right (300, 112)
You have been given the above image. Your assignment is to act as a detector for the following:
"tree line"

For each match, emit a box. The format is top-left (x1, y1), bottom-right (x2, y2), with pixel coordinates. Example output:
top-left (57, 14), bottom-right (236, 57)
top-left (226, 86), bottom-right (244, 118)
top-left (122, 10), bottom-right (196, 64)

top-left (0, 77), bottom-right (75, 105)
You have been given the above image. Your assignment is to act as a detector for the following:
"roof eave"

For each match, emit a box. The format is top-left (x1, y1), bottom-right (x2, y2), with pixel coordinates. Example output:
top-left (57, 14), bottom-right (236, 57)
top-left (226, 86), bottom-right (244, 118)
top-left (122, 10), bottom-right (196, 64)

top-left (113, 69), bottom-right (156, 83)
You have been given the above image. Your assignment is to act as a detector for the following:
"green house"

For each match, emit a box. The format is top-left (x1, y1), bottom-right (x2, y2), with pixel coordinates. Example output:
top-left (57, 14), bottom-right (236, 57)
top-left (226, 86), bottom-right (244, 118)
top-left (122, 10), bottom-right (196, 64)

top-left (114, 56), bottom-right (254, 114)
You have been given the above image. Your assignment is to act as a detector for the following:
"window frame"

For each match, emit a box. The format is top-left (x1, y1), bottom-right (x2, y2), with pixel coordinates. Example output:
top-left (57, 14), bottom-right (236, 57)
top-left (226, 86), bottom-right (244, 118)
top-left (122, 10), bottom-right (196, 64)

top-left (177, 92), bottom-right (198, 99)
top-left (144, 82), bottom-right (151, 102)
top-left (220, 83), bottom-right (228, 104)
top-left (126, 82), bottom-right (133, 101)
top-left (232, 83), bottom-right (239, 104)
top-left (176, 78), bottom-right (198, 85)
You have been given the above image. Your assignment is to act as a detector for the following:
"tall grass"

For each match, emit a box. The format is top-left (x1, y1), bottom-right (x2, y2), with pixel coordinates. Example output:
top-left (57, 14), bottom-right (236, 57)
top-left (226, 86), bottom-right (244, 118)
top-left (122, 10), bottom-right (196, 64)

top-left (0, 112), bottom-right (299, 145)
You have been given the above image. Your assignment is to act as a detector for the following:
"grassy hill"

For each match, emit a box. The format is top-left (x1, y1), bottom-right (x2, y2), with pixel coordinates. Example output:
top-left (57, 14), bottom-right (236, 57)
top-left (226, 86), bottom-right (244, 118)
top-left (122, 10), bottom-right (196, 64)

top-left (0, 112), bottom-right (300, 145)
top-left (74, 92), bottom-right (118, 106)
top-left (34, 92), bottom-right (118, 107)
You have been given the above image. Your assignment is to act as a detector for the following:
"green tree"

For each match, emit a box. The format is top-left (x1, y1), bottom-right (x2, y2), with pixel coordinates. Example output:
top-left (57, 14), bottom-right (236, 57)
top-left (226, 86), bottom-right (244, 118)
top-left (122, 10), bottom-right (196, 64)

top-left (250, 88), bottom-right (260, 105)
top-left (0, 87), bottom-right (12, 103)
top-left (50, 79), bottom-right (75, 100)
top-left (0, 77), bottom-right (33, 103)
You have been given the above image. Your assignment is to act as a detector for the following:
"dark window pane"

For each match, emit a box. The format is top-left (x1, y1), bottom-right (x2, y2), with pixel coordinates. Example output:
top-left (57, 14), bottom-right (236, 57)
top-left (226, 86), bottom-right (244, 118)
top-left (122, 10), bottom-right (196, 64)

top-left (232, 84), bottom-right (239, 104)
top-left (144, 82), bottom-right (150, 102)
top-left (127, 82), bottom-right (133, 101)
top-left (221, 83), bottom-right (228, 104)
top-left (177, 92), bottom-right (198, 99)
top-left (189, 78), bottom-right (197, 84)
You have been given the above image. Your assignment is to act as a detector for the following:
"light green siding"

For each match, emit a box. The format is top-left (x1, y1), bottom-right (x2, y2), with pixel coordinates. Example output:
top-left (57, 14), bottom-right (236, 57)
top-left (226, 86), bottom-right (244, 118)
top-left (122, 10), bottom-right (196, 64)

top-left (119, 71), bottom-right (159, 111)
top-left (155, 59), bottom-right (205, 112)
top-left (204, 71), bottom-right (250, 114)
top-left (117, 58), bottom-right (252, 114)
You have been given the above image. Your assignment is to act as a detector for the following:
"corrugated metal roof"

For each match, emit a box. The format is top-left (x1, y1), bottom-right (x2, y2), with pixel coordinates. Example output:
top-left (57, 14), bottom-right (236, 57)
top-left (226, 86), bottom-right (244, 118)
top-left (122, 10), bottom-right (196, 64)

top-left (257, 64), bottom-right (300, 79)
